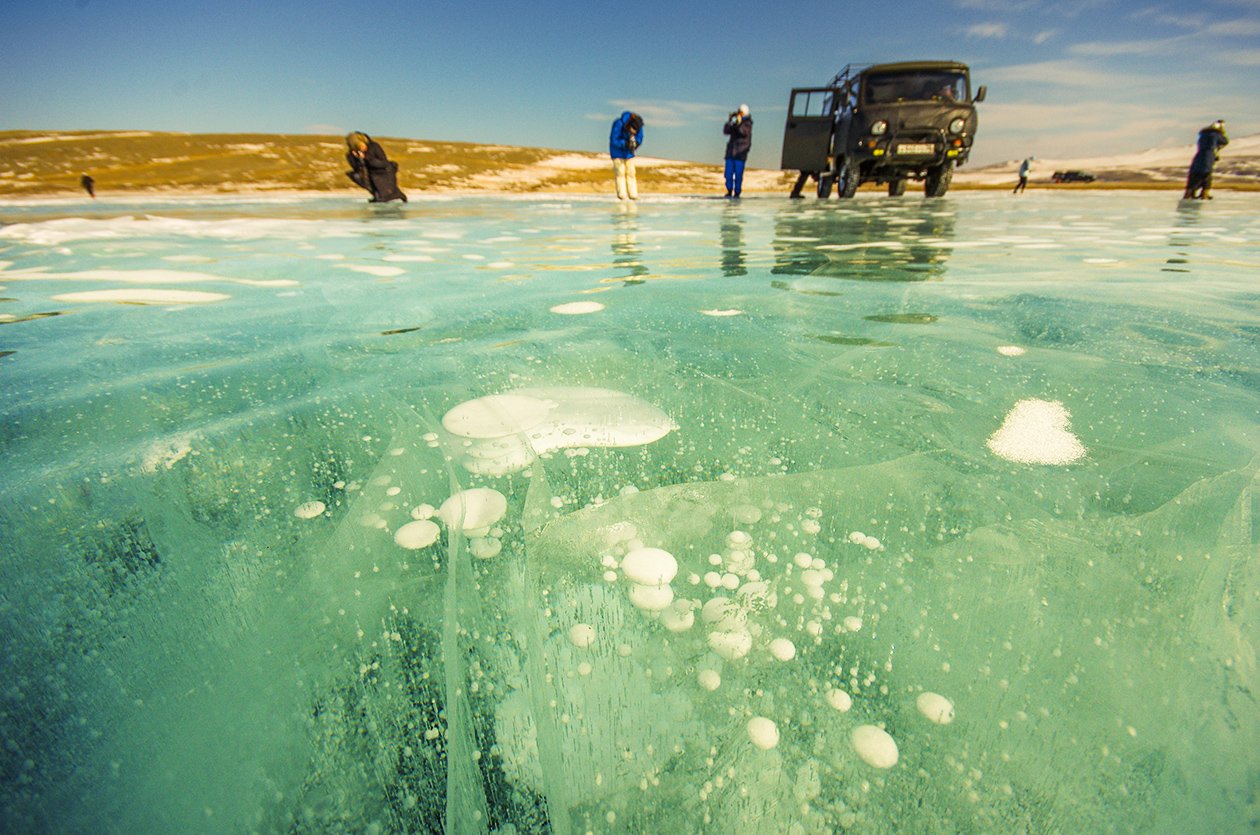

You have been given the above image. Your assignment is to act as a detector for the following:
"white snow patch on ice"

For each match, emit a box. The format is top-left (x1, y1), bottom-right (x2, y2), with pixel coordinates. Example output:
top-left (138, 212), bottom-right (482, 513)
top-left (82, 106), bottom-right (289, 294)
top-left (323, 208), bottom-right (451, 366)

top-left (987, 398), bottom-right (1085, 465)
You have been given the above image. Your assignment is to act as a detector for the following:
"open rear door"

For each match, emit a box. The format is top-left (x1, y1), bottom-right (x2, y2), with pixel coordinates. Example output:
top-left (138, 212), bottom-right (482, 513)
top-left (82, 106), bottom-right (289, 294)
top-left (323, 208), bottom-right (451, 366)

top-left (780, 87), bottom-right (838, 172)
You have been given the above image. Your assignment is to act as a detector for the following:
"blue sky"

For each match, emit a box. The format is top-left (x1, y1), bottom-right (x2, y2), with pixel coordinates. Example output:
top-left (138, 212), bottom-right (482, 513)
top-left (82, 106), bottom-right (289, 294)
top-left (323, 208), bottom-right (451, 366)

top-left (2, 0), bottom-right (1257, 169)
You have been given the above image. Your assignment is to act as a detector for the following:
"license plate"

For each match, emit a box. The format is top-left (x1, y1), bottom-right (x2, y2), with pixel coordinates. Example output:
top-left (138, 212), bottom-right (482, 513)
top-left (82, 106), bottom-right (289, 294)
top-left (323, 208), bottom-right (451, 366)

top-left (895, 143), bottom-right (935, 155)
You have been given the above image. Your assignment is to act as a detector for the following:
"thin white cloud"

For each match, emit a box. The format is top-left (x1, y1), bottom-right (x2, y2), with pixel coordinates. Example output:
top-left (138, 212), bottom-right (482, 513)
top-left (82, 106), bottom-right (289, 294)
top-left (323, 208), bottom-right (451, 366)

top-left (1032, 29), bottom-right (1058, 44)
top-left (1205, 18), bottom-right (1260, 35)
top-left (981, 59), bottom-right (1142, 87)
top-left (1068, 36), bottom-right (1184, 55)
top-left (1219, 47), bottom-right (1260, 65)
top-left (967, 22), bottom-right (1010, 38)
top-left (1129, 6), bottom-right (1206, 29)
top-left (954, 0), bottom-right (1037, 10)
top-left (602, 99), bottom-right (728, 129)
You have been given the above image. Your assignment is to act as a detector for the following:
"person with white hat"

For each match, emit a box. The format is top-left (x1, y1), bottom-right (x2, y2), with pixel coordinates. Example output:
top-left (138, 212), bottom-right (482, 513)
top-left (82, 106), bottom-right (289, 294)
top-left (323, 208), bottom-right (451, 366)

top-left (723, 104), bottom-right (753, 198)
top-left (1184, 119), bottom-right (1228, 200)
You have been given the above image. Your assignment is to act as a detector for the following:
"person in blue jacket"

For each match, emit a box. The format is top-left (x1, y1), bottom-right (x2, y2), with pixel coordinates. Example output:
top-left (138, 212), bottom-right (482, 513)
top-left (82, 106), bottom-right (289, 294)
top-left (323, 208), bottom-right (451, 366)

top-left (1183, 120), bottom-right (1228, 200)
top-left (723, 104), bottom-right (753, 197)
top-left (610, 112), bottom-right (644, 200)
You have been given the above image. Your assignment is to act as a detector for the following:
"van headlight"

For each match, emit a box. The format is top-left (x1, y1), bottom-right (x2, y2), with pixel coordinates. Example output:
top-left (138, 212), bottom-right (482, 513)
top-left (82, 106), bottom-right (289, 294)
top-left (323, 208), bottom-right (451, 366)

top-left (870, 120), bottom-right (888, 136)
top-left (948, 117), bottom-right (966, 135)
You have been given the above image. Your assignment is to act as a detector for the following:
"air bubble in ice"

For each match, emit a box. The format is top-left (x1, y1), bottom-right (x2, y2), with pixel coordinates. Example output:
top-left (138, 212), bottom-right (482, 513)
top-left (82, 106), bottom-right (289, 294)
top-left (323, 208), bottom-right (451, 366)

top-left (621, 547), bottom-right (678, 585)
top-left (550, 301), bottom-right (605, 315)
top-left (294, 501), bottom-right (326, 520)
top-left (826, 688), bottom-right (852, 712)
top-left (769, 638), bottom-right (797, 661)
top-left (851, 725), bottom-right (898, 768)
top-left (394, 520), bottom-right (440, 549)
top-left (628, 583), bottom-right (674, 612)
top-left (468, 536), bottom-right (502, 559)
top-left (568, 623), bottom-right (597, 648)
top-left (439, 487), bottom-right (507, 533)
top-left (747, 717), bottom-right (780, 750)
top-left (916, 692), bottom-right (955, 724)
top-left (708, 629), bottom-right (752, 660)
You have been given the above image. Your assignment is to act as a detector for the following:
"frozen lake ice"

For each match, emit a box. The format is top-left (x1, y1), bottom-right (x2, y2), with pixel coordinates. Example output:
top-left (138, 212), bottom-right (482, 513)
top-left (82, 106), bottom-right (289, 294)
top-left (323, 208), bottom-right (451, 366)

top-left (1, 192), bottom-right (1258, 832)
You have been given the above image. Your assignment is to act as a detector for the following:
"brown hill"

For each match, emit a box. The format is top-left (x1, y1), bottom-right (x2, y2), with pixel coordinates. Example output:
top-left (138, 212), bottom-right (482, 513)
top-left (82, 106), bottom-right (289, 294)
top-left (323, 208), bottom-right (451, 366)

top-left (0, 130), bottom-right (796, 197)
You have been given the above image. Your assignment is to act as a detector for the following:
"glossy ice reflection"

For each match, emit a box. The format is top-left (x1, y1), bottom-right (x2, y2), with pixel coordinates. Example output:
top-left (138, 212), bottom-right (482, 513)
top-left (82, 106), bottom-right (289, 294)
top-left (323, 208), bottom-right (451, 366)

top-left (1, 193), bottom-right (1258, 833)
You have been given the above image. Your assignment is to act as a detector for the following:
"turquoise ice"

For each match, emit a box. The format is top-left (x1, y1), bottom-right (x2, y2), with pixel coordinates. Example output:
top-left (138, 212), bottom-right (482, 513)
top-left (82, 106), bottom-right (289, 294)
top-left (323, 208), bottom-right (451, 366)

top-left (1, 193), bottom-right (1258, 832)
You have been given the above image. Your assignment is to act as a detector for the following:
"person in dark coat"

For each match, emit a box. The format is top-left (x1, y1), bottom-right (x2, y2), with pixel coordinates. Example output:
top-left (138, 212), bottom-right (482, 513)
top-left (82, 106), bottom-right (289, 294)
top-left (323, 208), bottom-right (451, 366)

top-left (80, 173), bottom-right (95, 198)
top-left (723, 104), bottom-right (753, 198)
top-left (346, 132), bottom-right (407, 203)
top-left (1183, 120), bottom-right (1228, 200)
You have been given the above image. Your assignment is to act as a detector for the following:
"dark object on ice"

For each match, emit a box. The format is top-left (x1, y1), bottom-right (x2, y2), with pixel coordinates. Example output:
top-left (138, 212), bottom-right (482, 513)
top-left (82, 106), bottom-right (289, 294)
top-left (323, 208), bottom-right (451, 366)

top-left (80, 173), bottom-right (95, 198)
top-left (1183, 120), bottom-right (1228, 200)
top-left (1051, 170), bottom-right (1095, 183)
top-left (1013, 157), bottom-right (1034, 193)
top-left (781, 60), bottom-right (985, 199)
top-left (345, 132), bottom-right (408, 203)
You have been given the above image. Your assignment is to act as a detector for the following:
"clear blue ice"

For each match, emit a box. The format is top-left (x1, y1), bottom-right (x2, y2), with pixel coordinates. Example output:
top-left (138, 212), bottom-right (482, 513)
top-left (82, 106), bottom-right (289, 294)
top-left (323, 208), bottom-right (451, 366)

top-left (1, 192), bottom-right (1258, 832)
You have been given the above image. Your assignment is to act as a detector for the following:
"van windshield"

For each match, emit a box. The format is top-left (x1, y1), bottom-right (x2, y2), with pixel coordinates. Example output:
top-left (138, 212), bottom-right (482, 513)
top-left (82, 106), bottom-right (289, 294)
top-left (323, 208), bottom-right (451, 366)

top-left (863, 71), bottom-right (967, 104)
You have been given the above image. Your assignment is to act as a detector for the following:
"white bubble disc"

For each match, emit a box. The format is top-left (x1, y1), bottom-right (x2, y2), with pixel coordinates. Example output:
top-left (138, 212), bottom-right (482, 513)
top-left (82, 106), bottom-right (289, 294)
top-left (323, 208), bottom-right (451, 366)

top-left (394, 519), bottom-right (440, 549)
top-left (568, 623), bottom-right (596, 649)
top-left (843, 616), bottom-right (863, 632)
top-left (916, 692), bottom-right (955, 724)
top-left (701, 597), bottom-right (746, 631)
top-left (659, 600), bottom-right (696, 632)
top-left (628, 583), bottom-right (674, 612)
top-left (747, 717), bottom-right (780, 750)
top-left (468, 536), bottom-right (502, 559)
top-left (851, 725), bottom-right (899, 769)
top-left (550, 301), bottom-right (605, 315)
top-left (708, 629), bottom-right (753, 660)
top-left (442, 394), bottom-right (554, 439)
top-left (826, 688), bottom-right (852, 712)
top-left (769, 638), bottom-right (797, 661)
top-left (294, 501), bottom-right (326, 520)
top-left (439, 487), bottom-right (507, 532)
top-left (621, 547), bottom-right (678, 585)
top-left (698, 669), bottom-right (721, 691)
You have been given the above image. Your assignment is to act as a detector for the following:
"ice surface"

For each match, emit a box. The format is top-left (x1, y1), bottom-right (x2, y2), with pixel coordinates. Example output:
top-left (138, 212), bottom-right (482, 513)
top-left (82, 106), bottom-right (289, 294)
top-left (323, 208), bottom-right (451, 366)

top-left (1, 193), bottom-right (1258, 832)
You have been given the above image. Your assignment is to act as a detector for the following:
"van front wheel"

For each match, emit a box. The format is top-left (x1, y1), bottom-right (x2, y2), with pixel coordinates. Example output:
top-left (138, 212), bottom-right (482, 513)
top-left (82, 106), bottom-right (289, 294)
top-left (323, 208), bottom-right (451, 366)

top-left (925, 162), bottom-right (953, 198)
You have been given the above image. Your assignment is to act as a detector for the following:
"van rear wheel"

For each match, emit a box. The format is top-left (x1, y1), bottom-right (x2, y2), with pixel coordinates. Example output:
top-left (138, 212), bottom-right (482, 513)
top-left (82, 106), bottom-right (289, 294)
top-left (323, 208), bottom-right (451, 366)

top-left (817, 175), bottom-right (834, 199)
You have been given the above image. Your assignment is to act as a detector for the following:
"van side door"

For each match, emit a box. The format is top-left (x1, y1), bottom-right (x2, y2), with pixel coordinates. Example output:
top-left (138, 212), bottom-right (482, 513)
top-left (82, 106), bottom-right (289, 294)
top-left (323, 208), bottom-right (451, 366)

top-left (781, 87), bottom-right (838, 172)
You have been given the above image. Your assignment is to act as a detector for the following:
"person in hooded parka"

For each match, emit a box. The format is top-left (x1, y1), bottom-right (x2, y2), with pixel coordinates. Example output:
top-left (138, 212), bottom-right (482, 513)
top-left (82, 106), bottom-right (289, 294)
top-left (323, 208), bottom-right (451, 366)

top-left (1183, 120), bottom-right (1228, 200)
top-left (346, 132), bottom-right (408, 203)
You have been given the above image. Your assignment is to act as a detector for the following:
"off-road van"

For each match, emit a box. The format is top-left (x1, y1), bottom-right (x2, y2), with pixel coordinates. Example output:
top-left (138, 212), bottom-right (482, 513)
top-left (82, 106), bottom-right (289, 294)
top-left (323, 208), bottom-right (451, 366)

top-left (781, 61), bottom-right (985, 198)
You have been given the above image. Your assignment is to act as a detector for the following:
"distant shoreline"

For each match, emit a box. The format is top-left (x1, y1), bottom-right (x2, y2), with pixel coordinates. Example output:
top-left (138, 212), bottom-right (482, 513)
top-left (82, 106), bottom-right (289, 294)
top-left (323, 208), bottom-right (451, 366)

top-left (3, 129), bottom-right (1255, 198)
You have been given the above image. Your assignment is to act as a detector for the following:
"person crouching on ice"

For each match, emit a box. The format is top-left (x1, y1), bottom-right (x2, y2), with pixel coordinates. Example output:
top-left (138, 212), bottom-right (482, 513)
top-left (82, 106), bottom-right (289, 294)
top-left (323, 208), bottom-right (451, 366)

top-left (1183, 120), bottom-right (1228, 200)
top-left (345, 132), bottom-right (408, 203)
top-left (610, 112), bottom-right (644, 200)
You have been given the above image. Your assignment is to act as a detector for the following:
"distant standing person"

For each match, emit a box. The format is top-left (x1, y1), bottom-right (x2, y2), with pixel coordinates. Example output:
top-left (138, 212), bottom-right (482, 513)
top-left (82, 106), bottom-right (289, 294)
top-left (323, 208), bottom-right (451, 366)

top-left (723, 104), bottom-right (753, 198)
top-left (80, 173), bottom-right (95, 198)
top-left (1013, 157), bottom-right (1033, 193)
top-left (610, 111), bottom-right (644, 200)
top-left (345, 132), bottom-right (408, 203)
top-left (1183, 120), bottom-right (1228, 200)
